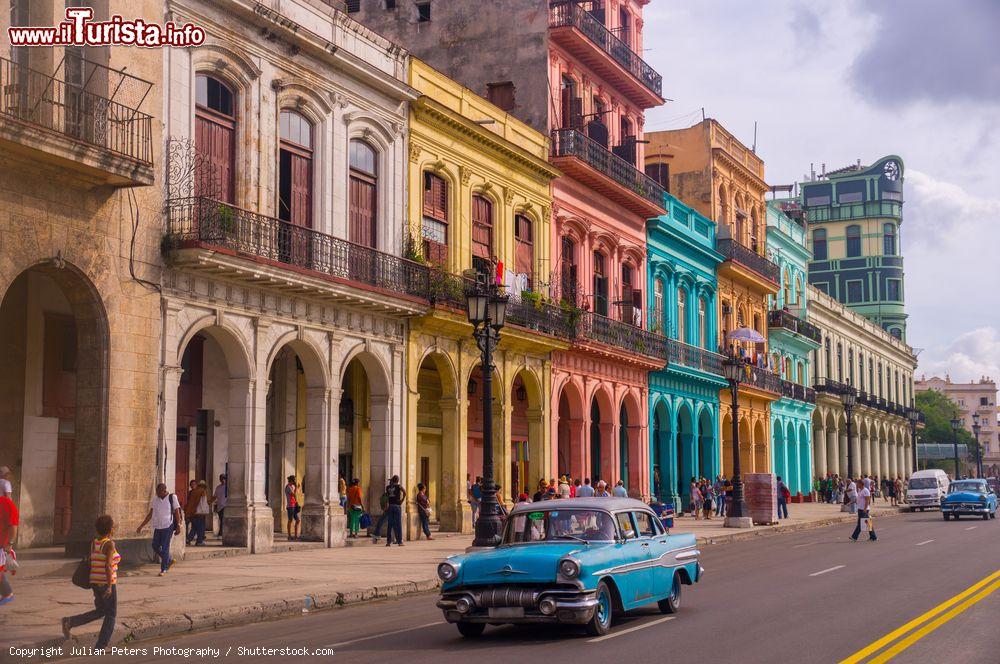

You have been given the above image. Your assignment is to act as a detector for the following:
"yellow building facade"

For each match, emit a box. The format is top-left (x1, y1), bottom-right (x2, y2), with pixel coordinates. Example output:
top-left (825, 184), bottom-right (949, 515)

top-left (404, 60), bottom-right (565, 535)
top-left (646, 120), bottom-right (781, 477)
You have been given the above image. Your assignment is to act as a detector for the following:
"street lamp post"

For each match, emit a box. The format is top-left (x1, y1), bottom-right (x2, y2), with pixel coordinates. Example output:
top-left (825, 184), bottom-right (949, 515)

top-left (721, 355), bottom-right (750, 527)
top-left (950, 417), bottom-right (962, 480)
top-left (841, 385), bottom-right (857, 480)
top-left (906, 407), bottom-right (920, 477)
top-left (465, 274), bottom-right (509, 548)
top-left (972, 412), bottom-right (982, 479)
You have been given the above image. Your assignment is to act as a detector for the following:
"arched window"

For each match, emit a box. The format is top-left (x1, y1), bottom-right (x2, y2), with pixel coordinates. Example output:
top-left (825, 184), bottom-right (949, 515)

top-left (422, 172), bottom-right (448, 264)
top-left (514, 214), bottom-right (534, 290)
top-left (846, 224), bottom-right (861, 257)
top-left (824, 337), bottom-right (831, 379)
top-left (278, 110), bottom-right (313, 227)
top-left (195, 74), bottom-right (236, 203)
top-left (677, 288), bottom-right (687, 343)
top-left (698, 297), bottom-right (707, 348)
top-left (848, 348), bottom-right (854, 386)
top-left (593, 251), bottom-right (608, 316)
top-left (560, 237), bottom-right (578, 304)
top-left (836, 341), bottom-right (843, 382)
top-left (653, 279), bottom-right (664, 333)
top-left (812, 229), bottom-right (827, 260)
top-left (349, 140), bottom-right (378, 247)
top-left (797, 362), bottom-right (805, 385)
top-left (883, 223), bottom-right (897, 256)
top-left (471, 194), bottom-right (493, 273)
top-left (782, 269), bottom-right (792, 306)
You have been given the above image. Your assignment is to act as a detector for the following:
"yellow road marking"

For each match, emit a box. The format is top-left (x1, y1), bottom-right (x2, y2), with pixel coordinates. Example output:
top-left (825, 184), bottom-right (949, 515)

top-left (867, 578), bottom-right (1000, 663)
top-left (839, 568), bottom-right (1000, 663)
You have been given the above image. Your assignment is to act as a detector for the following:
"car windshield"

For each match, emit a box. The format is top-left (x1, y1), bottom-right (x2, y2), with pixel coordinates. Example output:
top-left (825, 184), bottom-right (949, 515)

top-left (949, 481), bottom-right (986, 495)
top-left (502, 509), bottom-right (616, 544)
top-left (908, 478), bottom-right (937, 489)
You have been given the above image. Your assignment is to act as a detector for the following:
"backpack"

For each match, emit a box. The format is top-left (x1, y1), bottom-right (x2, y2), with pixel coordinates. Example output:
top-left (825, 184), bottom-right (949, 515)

top-left (169, 494), bottom-right (180, 532)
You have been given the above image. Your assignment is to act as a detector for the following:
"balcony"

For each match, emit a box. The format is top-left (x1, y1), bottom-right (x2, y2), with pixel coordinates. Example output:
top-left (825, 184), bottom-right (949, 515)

top-left (0, 55), bottom-right (153, 186)
top-left (668, 339), bottom-right (725, 376)
top-left (551, 129), bottom-right (665, 217)
top-left (736, 364), bottom-right (782, 395)
top-left (164, 196), bottom-right (430, 313)
top-left (548, 2), bottom-right (663, 108)
top-left (813, 377), bottom-right (853, 397)
top-left (767, 309), bottom-right (822, 345)
top-left (805, 200), bottom-right (902, 223)
top-left (578, 311), bottom-right (669, 361)
top-left (781, 380), bottom-right (817, 404)
top-left (716, 238), bottom-right (780, 290)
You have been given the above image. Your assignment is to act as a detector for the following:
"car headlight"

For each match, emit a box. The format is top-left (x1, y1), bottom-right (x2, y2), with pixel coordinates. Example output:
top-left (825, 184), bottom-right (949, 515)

top-left (438, 561), bottom-right (459, 582)
top-left (559, 558), bottom-right (581, 579)
top-left (980, 496), bottom-right (988, 504)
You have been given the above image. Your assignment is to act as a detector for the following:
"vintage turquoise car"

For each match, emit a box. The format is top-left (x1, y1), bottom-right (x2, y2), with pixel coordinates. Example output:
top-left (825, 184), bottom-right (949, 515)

top-left (941, 479), bottom-right (998, 520)
top-left (436, 498), bottom-right (703, 637)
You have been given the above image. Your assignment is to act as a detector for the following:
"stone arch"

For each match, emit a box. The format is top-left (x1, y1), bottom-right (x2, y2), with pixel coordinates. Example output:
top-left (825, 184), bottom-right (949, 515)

top-left (753, 419), bottom-right (767, 473)
top-left (651, 396), bottom-right (674, 502)
top-left (176, 313), bottom-right (254, 380)
top-left (676, 400), bottom-right (697, 503)
top-left (556, 376), bottom-right (586, 481)
top-left (618, 389), bottom-right (644, 494)
top-left (510, 365), bottom-right (545, 499)
top-left (589, 383), bottom-right (615, 485)
top-left (413, 349), bottom-right (461, 532)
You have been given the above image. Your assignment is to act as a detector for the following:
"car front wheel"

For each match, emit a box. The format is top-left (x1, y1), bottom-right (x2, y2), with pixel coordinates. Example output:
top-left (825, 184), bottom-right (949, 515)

top-left (456, 622), bottom-right (485, 638)
top-left (943, 513), bottom-right (950, 520)
top-left (585, 581), bottom-right (614, 637)
top-left (983, 512), bottom-right (990, 521)
top-left (658, 574), bottom-right (682, 614)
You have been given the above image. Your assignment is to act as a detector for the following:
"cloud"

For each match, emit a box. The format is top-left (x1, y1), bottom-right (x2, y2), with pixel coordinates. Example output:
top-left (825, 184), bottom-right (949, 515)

top-left (789, 5), bottom-right (823, 44)
top-left (918, 327), bottom-right (1000, 384)
top-left (850, 0), bottom-right (1000, 105)
top-left (903, 170), bottom-right (1000, 248)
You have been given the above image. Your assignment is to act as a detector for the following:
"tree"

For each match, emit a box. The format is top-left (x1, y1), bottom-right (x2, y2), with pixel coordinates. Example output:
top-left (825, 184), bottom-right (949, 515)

top-left (915, 389), bottom-right (979, 474)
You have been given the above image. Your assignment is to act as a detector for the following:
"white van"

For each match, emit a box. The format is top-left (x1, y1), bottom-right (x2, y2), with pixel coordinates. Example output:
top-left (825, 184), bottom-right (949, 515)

top-left (907, 469), bottom-right (950, 511)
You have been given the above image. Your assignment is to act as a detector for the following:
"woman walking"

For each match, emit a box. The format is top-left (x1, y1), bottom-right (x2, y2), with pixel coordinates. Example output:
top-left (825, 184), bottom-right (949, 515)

top-left (345, 479), bottom-right (365, 538)
top-left (415, 483), bottom-right (433, 541)
top-left (185, 480), bottom-right (210, 546)
top-left (62, 515), bottom-right (120, 649)
top-left (284, 476), bottom-right (301, 541)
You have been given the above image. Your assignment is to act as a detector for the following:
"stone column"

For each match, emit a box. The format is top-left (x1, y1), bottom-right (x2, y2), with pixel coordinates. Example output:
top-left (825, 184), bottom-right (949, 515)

top-left (161, 365), bottom-right (184, 489)
top-left (827, 428), bottom-right (840, 477)
top-left (437, 396), bottom-right (468, 533)
top-left (814, 425), bottom-right (827, 479)
top-left (302, 386), bottom-right (342, 546)
top-left (224, 377), bottom-right (273, 552)
top-left (368, 394), bottom-right (392, 513)
top-left (527, 407), bottom-right (546, 492)
top-left (598, 422), bottom-right (614, 486)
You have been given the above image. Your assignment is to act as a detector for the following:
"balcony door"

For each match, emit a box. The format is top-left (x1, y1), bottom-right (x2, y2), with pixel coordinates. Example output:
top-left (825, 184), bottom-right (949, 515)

top-left (560, 76), bottom-right (583, 129)
top-left (593, 251), bottom-right (608, 316)
top-left (349, 140), bottom-right (378, 248)
top-left (194, 74), bottom-right (236, 204)
top-left (472, 195), bottom-right (493, 275)
top-left (278, 110), bottom-right (313, 267)
top-left (560, 237), bottom-right (578, 305)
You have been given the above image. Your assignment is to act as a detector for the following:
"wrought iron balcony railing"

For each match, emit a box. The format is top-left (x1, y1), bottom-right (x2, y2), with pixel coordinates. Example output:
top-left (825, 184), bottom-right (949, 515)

top-left (716, 238), bottom-right (781, 284)
top-left (578, 311), bottom-right (669, 360)
top-left (736, 364), bottom-right (782, 394)
top-left (781, 380), bottom-right (817, 404)
top-left (668, 339), bottom-right (724, 376)
top-left (0, 54), bottom-right (152, 164)
top-left (767, 309), bottom-right (822, 344)
top-left (548, 2), bottom-right (662, 98)
top-left (551, 128), bottom-right (665, 209)
top-left (813, 377), bottom-right (853, 397)
top-left (165, 196), bottom-right (431, 298)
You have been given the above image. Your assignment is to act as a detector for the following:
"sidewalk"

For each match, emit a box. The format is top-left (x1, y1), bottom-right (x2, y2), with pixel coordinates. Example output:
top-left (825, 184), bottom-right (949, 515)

top-left (1, 501), bottom-right (903, 653)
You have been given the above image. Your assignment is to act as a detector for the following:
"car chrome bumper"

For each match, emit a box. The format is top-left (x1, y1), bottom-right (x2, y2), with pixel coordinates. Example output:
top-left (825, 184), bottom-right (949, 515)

top-left (942, 504), bottom-right (990, 513)
top-left (438, 590), bottom-right (598, 625)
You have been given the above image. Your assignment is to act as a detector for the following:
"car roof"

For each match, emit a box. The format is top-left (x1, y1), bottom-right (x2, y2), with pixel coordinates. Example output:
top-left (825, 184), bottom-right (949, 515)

top-left (509, 497), bottom-right (652, 514)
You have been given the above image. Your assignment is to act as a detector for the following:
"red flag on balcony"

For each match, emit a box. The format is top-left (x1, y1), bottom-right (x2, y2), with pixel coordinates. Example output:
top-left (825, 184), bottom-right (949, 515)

top-left (496, 259), bottom-right (504, 285)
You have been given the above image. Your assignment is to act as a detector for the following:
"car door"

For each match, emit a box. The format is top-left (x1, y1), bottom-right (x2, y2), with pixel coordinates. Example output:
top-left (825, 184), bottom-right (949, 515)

top-left (632, 510), bottom-right (665, 602)
top-left (614, 511), bottom-right (654, 609)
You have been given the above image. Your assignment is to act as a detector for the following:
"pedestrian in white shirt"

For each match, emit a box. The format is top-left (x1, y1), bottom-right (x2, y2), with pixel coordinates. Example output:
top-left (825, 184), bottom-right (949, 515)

top-left (850, 478), bottom-right (877, 542)
top-left (136, 484), bottom-right (182, 576)
top-left (612, 480), bottom-right (628, 498)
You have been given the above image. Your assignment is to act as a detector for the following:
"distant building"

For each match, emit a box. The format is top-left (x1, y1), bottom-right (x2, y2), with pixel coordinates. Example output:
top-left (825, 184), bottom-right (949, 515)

top-left (915, 375), bottom-right (999, 475)
top-left (799, 157), bottom-right (907, 341)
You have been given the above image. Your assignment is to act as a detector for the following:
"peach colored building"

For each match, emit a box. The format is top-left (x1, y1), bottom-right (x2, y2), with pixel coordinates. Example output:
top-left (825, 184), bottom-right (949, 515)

top-left (916, 375), bottom-right (1000, 474)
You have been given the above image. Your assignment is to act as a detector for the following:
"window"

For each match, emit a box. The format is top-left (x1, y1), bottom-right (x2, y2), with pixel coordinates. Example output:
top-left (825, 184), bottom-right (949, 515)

top-left (805, 195), bottom-right (831, 206)
top-left (385, 0), bottom-right (396, 8)
top-left (560, 237), bottom-right (578, 304)
top-left (486, 82), bottom-right (516, 111)
top-left (653, 280), bottom-right (664, 332)
top-left (824, 337), bottom-right (831, 379)
top-left (858, 354), bottom-right (865, 391)
top-left (982, 397), bottom-right (990, 406)
top-left (195, 74), bottom-right (236, 203)
top-left (846, 225), bottom-right (861, 257)
top-left (698, 297), bottom-right (707, 349)
top-left (886, 279), bottom-right (901, 301)
top-left (812, 229), bottom-right (827, 260)
top-left (783, 270), bottom-right (792, 306)
top-left (278, 110), bottom-right (313, 227)
top-left (560, 76), bottom-right (582, 129)
top-left (349, 140), bottom-right (378, 247)
top-left (471, 195), bottom-right (493, 271)
top-left (615, 512), bottom-right (636, 539)
top-left (345, 0), bottom-right (360, 11)
top-left (593, 252), bottom-right (608, 316)
top-left (416, 2), bottom-right (430, 22)
top-left (883, 223), bottom-right (897, 255)
top-left (422, 172), bottom-right (448, 264)
top-left (838, 191), bottom-right (863, 204)
top-left (645, 163), bottom-right (669, 191)
top-left (514, 214), bottom-right (534, 289)
top-left (890, 328), bottom-right (902, 340)
top-left (882, 190), bottom-right (902, 201)
top-left (618, 8), bottom-right (632, 47)
top-left (677, 288), bottom-right (687, 343)
top-left (848, 349), bottom-right (854, 386)
top-left (846, 280), bottom-right (863, 303)
top-left (836, 342), bottom-right (843, 382)
top-left (621, 264), bottom-right (640, 326)
top-left (814, 282), bottom-right (829, 295)
top-left (633, 511), bottom-right (661, 537)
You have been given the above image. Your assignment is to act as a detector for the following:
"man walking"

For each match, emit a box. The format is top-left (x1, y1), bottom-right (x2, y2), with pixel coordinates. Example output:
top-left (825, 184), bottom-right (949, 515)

top-left (776, 476), bottom-right (790, 519)
top-left (137, 483), bottom-right (182, 576)
top-left (576, 477), bottom-right (595, 498)
top-left (0, 491), bottom-right (18, 605)
top-left (384, 475), bottom-right (406, 547)
top-left (850, 478), bottom-right (877, 542)
top-left (212, 474), bottom-right (227, 537)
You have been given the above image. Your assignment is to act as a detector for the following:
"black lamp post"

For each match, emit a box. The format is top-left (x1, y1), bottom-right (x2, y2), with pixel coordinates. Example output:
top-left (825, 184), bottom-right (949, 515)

top-left (950, 417), bottom-right (962, 479)
top-left (906, 407), bottom-right (920, 476)
top-left (722, 354), bottom-right (748, 521)
top-left (465, 274), bottom-right (509, 548)
top-left (972, 412), bottom-right (982, 479)
top-left (841, 385), bottom-right (857, 480)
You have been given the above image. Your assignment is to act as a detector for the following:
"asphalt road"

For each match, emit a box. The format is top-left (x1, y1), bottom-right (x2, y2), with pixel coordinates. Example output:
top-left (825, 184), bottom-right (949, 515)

top-left (63, 510), bottom-right (1000, 664)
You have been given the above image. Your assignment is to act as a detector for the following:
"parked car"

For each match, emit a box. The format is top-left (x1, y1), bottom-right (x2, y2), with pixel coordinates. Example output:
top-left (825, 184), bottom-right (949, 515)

top-left (987, 477), bottom-right (1000, 496)
top-left (941, 479), bottom-right (998, 521)
top-left (907, 469), bottom-right (950, 511)
top-left (436, 498), bottom-right (703, 637)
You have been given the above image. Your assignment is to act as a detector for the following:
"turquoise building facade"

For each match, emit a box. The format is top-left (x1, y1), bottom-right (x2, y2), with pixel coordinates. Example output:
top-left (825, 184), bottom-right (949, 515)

top-left (647, 193), bottom-right (727, 509)
top-left (765, 200), bottom-right (821, 498)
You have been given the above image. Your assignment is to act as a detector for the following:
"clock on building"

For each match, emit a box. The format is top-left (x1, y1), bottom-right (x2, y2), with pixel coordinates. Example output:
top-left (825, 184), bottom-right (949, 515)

top-left (883, 160), bottom-right (900, 181)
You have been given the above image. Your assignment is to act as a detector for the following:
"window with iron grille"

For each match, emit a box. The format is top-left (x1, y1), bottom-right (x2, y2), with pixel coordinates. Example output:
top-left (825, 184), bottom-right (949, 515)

top-left (422, 172), bottom-right (448, 265)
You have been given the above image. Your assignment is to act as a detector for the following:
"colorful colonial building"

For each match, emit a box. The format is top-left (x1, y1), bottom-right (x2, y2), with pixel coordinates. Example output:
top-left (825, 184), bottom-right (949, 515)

top-left (404, 59), bottom-right (565, 534)
top-left (646, 120), bottom-right (782, 480)
top-left (765, 200), bottom-right (820, 499)
top-left (355, 0), bottom-right (670, 498)
top-left (647, 194), bottom-right (727, 508)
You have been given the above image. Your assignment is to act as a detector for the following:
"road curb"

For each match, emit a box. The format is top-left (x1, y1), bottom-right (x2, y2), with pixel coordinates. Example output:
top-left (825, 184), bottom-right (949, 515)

top-left (696, 507), bottom-right (905, 546)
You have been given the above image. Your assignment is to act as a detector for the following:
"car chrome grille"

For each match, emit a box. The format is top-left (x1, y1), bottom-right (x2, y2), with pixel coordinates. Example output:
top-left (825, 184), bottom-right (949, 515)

top-left (477, 587), bottom-right (539, 608)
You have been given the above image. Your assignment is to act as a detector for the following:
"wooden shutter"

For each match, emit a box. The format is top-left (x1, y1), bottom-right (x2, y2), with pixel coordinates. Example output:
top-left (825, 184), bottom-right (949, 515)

top-left (195, 113), bottom-right (234, 203)
top-left (587, 119), bottom-right (609, 148)
top-left (349, 175), bottom-right (377, 248)
top-left (289, 153), bottom-right (311, 228)
top-left (569, 97), bottom-right (584, 128)
top-left (423, 172), bottom-right (447, 220)
top-left (472, 195), bottom-right (492, 260)
top-left (514, 215), bottom-right (533, 289)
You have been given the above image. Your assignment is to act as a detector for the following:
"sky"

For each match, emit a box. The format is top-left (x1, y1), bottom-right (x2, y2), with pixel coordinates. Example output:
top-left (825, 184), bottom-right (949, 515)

top-left (641, 0), bottom-right (1000, 384)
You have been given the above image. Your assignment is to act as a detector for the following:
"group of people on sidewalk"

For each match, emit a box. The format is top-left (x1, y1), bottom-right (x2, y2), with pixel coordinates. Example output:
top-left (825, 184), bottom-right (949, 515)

top-left (817, 473), bottom-right (905, 509)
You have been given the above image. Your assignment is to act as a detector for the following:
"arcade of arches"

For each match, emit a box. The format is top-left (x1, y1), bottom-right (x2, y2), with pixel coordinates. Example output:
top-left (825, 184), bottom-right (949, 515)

top-left (650, 397), bottom-right (719, 506)
top-left (811, 403), bottom-right (913, 481)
